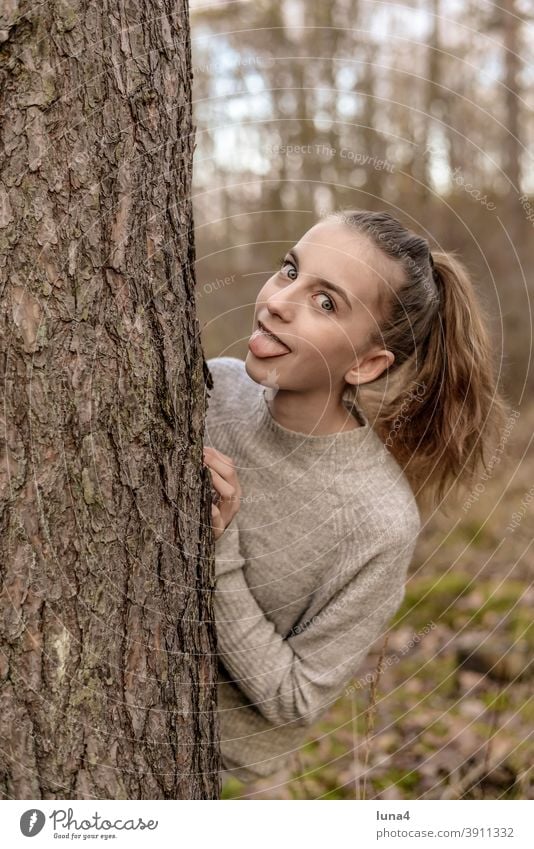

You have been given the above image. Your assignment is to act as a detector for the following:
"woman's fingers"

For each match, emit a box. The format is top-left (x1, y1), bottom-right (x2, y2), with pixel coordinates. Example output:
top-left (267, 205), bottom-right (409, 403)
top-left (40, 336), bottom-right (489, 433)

top-left (203, 445), bottom-right (235, 470)
top-left (203, 447), bottom-right (241, 496)
top-left (204, 445), bottom-right (232, 463)
top-left (211, 503), bottom-right (225, 538)
top-left (203, 446), bottom-right (242, 540)
top-left (207, 465), bottom-right (236, 500)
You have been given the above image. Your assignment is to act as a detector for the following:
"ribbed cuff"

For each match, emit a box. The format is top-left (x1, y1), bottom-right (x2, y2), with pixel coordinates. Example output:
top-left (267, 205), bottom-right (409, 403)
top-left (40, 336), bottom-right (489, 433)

top-left (214, 523), bottom-right (244, 577)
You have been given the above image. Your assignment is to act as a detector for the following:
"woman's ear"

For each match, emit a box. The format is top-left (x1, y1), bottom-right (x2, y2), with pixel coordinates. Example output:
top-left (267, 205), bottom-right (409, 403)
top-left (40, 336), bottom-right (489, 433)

top-left (345, 349), bottom-right (394, 386)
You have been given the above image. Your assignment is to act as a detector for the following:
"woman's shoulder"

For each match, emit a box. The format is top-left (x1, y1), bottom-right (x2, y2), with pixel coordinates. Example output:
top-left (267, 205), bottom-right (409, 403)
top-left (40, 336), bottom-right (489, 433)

top-left (341, 449), bottom-right (422, 546)
top-left (206, 355), bottom-right (246, 384)
top-left (206, 356), bottom-right (258, 397)
top-left (206, 355), bottom-right (244, 371)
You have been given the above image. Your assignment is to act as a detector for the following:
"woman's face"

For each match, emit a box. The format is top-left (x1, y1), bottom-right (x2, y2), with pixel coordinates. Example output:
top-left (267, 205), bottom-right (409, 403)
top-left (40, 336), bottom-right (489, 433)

top-left (246, 220), bottom-right (397, 395)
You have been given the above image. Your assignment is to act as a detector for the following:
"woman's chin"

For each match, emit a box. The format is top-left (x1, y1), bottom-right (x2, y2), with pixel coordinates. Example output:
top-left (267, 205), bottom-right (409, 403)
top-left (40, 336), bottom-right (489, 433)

top-left (245, 349), bottom-right (269, 374)
top-left (244, 351), bottom-right (261, 381)
top-left (245, 351), bottom-right (287, 385)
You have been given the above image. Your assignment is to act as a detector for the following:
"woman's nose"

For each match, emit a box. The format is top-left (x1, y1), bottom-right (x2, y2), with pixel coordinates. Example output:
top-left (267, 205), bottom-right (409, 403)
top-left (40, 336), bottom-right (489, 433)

top-left (265, 302), bottom-right (292, 327)
top-left (266, 289), bottom-right (298, 319)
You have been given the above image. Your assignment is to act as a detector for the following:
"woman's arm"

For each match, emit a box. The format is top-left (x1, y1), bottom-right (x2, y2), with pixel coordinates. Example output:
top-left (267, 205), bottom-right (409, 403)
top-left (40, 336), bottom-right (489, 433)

top-left (214, 520), bottom-right (246, 575)
top-left (213, 530), bottom-right (416, 728)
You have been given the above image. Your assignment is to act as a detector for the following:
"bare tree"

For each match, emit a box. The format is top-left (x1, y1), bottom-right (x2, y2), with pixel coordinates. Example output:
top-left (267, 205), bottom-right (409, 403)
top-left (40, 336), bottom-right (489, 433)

top-left (501, 0), bottom-right (523, 244)
top-left (0, 0), bottom-right (220, 799)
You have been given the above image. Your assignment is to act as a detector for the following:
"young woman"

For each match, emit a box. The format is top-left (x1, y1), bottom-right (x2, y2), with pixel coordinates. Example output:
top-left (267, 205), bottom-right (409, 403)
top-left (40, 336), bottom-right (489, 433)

top-left (203, 209), bottom-right (505, 790)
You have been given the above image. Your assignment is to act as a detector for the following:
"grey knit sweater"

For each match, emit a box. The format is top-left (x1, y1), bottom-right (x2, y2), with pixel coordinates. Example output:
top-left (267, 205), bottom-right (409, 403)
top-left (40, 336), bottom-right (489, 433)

top-left (205, 357), bottom-right (421, 784)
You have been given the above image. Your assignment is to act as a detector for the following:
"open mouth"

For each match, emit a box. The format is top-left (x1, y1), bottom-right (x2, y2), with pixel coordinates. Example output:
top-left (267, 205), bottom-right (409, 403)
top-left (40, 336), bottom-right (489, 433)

top-left (257, 320), bottom-right (291, 352)
top-left (248, 320), bottom-right (292, 358)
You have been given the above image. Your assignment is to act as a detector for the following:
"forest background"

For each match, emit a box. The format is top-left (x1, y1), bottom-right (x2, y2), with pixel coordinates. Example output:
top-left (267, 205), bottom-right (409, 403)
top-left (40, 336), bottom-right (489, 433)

top-left (192, 0), bottom-right (534, 800)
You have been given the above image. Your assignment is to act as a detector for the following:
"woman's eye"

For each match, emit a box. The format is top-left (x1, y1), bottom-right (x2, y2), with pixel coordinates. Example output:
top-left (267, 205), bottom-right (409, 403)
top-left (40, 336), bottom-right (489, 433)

top-left (278, 259), bottom-right (336, 312)
top-left (280, 260), bottom-right (297, 280)
top-left (315, 293), bottom-right (335, 312)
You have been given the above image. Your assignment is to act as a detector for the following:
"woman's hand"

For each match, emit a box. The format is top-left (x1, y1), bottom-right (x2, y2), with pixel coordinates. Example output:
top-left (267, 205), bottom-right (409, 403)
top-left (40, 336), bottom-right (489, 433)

top-left (203, 446), bottom-right (242, 541)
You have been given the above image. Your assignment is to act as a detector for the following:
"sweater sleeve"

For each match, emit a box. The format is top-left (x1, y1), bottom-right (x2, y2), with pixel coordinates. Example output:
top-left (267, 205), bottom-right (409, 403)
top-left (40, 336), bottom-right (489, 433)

top-left (214, 519), bottom-right (245, 577)
top-left (213, 529), bottom-right (416, 727)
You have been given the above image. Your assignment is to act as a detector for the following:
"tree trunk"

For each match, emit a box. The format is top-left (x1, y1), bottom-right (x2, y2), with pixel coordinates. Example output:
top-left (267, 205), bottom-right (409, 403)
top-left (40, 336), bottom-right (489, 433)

top-left (0, 0), bottom-right (220, 799)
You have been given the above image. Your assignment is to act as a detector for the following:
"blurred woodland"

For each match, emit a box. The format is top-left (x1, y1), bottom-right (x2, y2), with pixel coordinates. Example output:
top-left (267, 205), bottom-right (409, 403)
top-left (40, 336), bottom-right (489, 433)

top-left (190, 0), bottom-right (533, 799)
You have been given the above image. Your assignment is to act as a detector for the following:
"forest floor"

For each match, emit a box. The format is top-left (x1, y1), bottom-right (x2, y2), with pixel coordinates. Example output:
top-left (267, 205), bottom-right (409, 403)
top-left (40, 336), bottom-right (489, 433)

top-left (222, 401), bottom-right (533, 800)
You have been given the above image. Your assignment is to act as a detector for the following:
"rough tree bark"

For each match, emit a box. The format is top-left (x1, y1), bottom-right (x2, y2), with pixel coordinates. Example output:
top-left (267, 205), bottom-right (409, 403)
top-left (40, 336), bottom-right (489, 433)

top-left (0, 0), bottom-right (220, 798)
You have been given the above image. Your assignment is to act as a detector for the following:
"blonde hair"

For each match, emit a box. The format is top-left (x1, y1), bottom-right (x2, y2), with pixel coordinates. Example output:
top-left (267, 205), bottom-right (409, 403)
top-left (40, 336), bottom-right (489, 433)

top-left (327, 209), bottom-right (508, 510)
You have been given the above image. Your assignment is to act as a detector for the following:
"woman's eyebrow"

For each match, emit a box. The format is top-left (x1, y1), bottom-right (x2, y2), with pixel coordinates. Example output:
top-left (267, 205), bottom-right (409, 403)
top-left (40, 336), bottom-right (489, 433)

top-left (286, 248), bottom-right (352, 310)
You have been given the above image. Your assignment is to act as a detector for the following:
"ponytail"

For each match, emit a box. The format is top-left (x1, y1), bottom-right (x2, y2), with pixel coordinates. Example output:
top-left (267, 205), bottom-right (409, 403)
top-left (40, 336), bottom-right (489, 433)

top-left (380, 251), bottom-right (506, 506)
top-left (328, 210), bottom-right (508, 509)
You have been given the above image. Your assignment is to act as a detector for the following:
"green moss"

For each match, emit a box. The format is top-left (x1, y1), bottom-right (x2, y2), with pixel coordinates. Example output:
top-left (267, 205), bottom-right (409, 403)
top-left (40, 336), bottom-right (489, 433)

top-left (510, 613), bottom-right (533, 649)
top-left (328, 738), bottom-right (349, 757)
top-left (398, 770), bottom-right (421, 792)
top-left (395, 571), bottom-right (473, 629)
top-left (518, 700), bottom-right (534, 723)
top-left (396, 573), bottom-right (529, 636)
top-left (302, 740), bottom-right (320, 756)
top-left (428, 719), bottom-right (448, 736)
top-left (458, 520), bottom-right (492, 549)
top-left (470, 580), bottom-right (527, 626)
top-left (480, 690), bottom-right (511, 712)
top-left (373, 768), bottom-right (421, 795)
top-left (321, 786), bottom-right (348, 800)
top-left (220, 776), bottom-right (245, 799)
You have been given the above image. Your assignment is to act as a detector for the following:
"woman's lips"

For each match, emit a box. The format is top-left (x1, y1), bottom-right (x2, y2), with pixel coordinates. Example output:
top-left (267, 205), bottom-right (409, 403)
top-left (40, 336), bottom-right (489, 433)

top-left (248, 327), bottom-right (292, 358)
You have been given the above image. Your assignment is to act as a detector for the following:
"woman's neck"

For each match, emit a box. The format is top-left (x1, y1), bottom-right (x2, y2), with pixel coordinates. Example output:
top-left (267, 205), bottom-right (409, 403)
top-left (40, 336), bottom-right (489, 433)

top-left (265, 388), bottom-right (361, 435)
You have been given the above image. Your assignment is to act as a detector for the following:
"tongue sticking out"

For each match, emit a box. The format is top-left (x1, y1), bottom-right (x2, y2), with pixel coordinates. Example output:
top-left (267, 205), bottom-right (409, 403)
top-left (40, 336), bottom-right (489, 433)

top-left (248, 329), bottom-right (291, 358)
